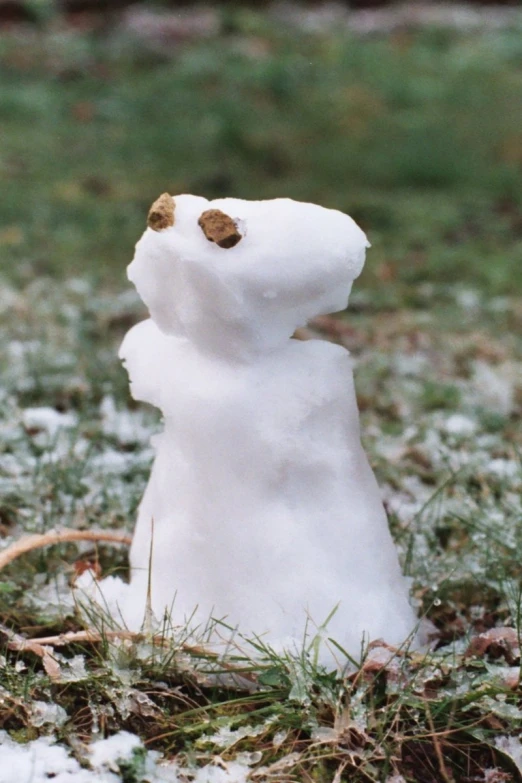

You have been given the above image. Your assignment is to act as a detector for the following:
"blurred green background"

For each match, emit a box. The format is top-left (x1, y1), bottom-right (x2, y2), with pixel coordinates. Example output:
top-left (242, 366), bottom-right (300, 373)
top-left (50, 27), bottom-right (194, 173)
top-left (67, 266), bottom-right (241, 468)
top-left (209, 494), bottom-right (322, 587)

top-left (1, 4), bottom-right (522, 295)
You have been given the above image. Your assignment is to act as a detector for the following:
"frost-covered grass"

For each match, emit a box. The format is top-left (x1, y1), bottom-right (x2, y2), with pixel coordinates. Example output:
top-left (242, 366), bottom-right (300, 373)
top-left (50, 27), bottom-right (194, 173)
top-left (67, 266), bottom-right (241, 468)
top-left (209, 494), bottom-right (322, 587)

top-left (1, 275), bottom-right (521, 782)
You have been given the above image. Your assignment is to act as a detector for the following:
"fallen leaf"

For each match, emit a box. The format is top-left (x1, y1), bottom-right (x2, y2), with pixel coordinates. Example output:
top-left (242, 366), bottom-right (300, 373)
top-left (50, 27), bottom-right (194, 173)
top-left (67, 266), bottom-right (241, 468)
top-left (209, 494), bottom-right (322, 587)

top-left (466, 627), bottom-right (520, 665)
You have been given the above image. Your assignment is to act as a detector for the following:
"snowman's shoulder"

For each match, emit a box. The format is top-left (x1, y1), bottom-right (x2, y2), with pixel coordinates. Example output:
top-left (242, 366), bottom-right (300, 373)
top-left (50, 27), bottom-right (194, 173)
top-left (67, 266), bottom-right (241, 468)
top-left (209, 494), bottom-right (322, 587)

top-left (119, 319), bottom-right (181, 407)
top-left (120, 318), bottom-right (161, 357)
top-left (119, 318), bottom-right (175, 367)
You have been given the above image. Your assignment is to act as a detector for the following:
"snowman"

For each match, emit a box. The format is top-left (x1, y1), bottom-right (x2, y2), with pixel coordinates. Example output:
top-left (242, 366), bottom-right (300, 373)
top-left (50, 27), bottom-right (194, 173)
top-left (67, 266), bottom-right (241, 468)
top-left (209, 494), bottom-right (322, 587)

top-left (115, 193), bottom-right (418, 666)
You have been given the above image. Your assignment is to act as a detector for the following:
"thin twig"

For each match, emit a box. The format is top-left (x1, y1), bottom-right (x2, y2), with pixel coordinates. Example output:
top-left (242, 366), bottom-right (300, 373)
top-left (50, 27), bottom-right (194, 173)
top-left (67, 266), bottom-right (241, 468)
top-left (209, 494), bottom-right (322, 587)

top-left (0, 529), bottom-right (132, 571)
top-left (0, 623), bottom-right (62, 682)
top-left (19, 628), bottom-right (203, 653)
top-left (425, 702), bottom-right (454, 783)
top-left (11, 628), bottom-right (259, 685)
top-left (0, 529), bottom-right (260, 686)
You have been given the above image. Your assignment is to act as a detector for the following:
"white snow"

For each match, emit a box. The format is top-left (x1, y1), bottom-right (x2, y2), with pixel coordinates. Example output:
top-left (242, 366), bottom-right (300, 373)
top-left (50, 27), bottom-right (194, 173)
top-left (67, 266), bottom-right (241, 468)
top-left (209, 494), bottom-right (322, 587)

top-left (196, 762), bottom-right (251, 782)
top-left (89, 730), bottom-right (142, 770)
top-left (392, 351), bottom-right (430, 377)
top-left (454, 288), bottom-right (480, 311)
top-left (22, 407), bottom-right (77, 438)
top-left (488, 458), bottom-right (520, 482)
top-left (472, 360), bottom-right (516, 416)
top-left (0, 732), bottom-right (113, 783)
top-left (495, 735), bottom-right (522, 772)
top-left (91, 194), bottom-right (417, 668)
top-left (443, 414), bottom-right (477, 436)
top-left (0, 729), bottom-right (256, 783)
top-left (100, 395), bottom-right (153, 446)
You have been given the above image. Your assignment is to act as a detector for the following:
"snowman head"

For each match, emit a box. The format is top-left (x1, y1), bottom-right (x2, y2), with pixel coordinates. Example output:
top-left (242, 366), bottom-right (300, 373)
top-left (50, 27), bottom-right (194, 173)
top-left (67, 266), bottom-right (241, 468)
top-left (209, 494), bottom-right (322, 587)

top-left (128, 194), bottom-right (369, 356)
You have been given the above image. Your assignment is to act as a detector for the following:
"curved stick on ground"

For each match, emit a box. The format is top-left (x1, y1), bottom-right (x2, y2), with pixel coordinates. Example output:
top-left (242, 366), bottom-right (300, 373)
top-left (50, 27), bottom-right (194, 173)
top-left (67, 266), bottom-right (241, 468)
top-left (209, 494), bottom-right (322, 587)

top-left (0, 530), bottom-right (258, 687)
top-left (0, 529), bottom-right (132, 572)
top-left (9, 629), bottom-right (259, 687)
top-left (15, 629), bottom-right (211, 657)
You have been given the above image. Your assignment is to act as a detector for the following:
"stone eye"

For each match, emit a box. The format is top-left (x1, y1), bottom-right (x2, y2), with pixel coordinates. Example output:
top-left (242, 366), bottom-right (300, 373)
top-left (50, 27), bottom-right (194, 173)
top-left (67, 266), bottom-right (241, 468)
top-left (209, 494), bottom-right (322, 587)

top-left (147, 193), bottom-right (175, 231)
top-left (198, 209), bottom-right (243, 249)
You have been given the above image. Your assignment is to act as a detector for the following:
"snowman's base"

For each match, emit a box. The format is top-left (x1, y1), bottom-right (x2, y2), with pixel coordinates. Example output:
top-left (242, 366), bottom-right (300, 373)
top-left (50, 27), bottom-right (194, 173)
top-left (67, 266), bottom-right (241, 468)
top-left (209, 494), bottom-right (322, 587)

top-left (74, 571), bottom-right (424, 671)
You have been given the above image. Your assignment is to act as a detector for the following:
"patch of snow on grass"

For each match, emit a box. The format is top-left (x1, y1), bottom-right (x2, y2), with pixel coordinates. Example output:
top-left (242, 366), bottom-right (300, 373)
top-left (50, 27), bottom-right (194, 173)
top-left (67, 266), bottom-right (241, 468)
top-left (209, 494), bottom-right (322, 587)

top-left (495, 735), bottom-right (522, 772)
top-left (454, 288), bottom-right (481, 311)
top-left (0, 731), bottom-right (112, 783)
top-left (22, 407), bottom-right (78, 438)
top-left (472, 361), bottom-right (516, 416)
top-left (0, 729), bottom-right (257, 783)
top-left (488, 459), bottom-right (520, 482)
top-left (193, 760), bottom-right (251, 783)
top-left (443, 414), bottom-right (477, 436)
top-left (100, 395), bottom-right (155, 446)
top-left (89, 730), bottom-right (142, 770)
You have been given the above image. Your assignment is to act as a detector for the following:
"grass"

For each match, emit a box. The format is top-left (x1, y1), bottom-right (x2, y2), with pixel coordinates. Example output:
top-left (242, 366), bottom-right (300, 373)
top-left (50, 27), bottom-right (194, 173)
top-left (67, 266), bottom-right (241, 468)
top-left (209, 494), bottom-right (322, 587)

top-left (1, 10), bottom-right (522, 292)
top-left (1, 7), bottom-right (522, 782)
top-left (1, 262), bottom-right (521, 781)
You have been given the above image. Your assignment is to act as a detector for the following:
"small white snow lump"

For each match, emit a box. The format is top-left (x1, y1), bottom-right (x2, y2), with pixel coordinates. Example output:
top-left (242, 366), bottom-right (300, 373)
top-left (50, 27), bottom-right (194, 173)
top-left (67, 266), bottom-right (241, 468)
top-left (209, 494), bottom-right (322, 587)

top-left (95, 194), bottom-right (419, 669)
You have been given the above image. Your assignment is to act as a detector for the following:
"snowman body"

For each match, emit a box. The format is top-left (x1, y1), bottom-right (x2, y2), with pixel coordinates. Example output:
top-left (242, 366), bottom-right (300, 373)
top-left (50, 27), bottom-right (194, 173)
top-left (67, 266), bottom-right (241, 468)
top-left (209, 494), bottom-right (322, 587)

top-left (119, 194), bottom-right (417, 664)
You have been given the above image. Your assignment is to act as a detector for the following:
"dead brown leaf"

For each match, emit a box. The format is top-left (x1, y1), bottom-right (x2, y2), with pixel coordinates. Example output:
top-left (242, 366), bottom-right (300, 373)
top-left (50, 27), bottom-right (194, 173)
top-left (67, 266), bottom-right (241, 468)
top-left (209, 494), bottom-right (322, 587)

top-left (466, 627), bottom-right (521, 665)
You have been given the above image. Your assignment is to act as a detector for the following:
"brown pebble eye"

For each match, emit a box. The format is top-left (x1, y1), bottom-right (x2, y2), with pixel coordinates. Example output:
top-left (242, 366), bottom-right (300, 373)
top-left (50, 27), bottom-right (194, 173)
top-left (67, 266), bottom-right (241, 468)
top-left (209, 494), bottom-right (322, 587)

top-left (198, 209), bottom-right (242, 249)
top-left (147, 193), bottom-right (175, 231)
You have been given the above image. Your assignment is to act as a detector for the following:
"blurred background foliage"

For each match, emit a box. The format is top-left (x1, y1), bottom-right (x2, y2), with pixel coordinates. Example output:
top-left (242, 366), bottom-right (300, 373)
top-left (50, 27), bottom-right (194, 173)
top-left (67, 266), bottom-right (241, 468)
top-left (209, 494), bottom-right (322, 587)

top-left (1, 2), bottom-right (522, 295)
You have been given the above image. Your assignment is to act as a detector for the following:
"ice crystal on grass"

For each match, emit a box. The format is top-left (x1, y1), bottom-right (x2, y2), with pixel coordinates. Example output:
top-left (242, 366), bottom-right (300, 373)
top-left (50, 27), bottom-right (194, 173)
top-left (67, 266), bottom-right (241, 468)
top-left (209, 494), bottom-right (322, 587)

top-left (201, 717), bottom-right (277, 750)
top-left (29, 701), bottom-right (68, 729)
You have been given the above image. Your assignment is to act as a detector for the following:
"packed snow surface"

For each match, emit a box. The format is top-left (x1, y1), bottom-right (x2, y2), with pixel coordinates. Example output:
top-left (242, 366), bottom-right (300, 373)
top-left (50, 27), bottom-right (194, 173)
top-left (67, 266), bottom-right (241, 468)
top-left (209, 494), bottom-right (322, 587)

top-left (91, 194), bottom-right (417, 666)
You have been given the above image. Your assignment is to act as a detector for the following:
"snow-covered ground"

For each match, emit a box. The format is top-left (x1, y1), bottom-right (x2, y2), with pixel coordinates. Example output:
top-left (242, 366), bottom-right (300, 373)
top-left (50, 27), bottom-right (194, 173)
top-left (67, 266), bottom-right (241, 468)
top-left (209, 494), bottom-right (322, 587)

top-left (0, 275), bottom-right (521, 780)
top-left (0, 729), bottom-right (255, 783)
